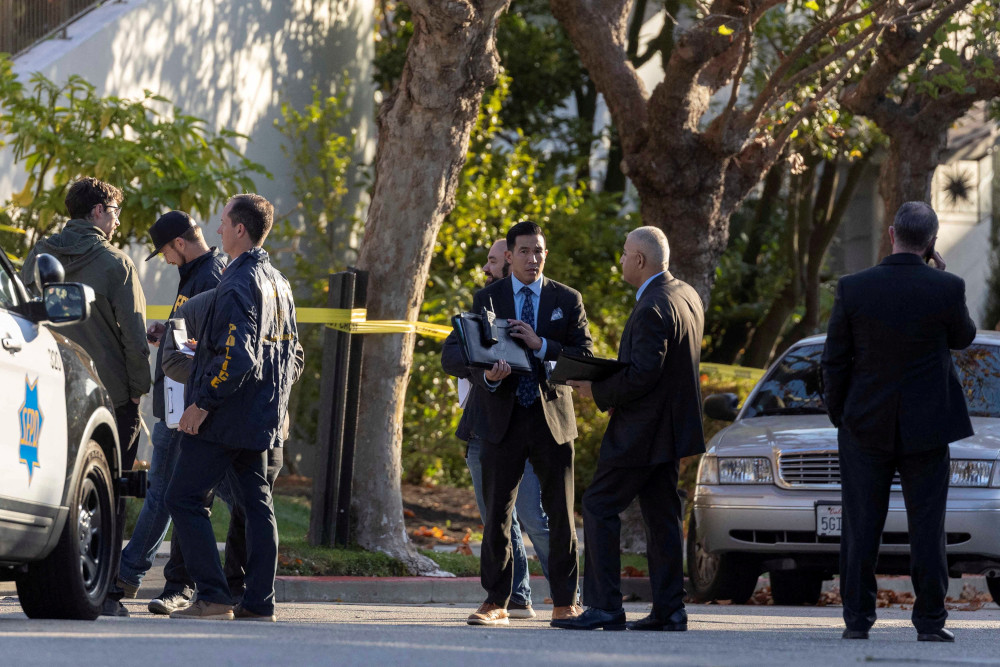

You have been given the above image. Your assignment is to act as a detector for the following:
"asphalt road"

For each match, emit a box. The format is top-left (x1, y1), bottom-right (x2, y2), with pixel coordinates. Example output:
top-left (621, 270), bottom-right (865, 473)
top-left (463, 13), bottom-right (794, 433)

top-left (2, 597), bottom-right (1000, 666)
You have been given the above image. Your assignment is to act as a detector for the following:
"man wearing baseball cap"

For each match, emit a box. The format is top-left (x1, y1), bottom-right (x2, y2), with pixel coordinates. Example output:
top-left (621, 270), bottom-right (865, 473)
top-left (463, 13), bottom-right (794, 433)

top-left (113, 210), bottom-right (227, 616)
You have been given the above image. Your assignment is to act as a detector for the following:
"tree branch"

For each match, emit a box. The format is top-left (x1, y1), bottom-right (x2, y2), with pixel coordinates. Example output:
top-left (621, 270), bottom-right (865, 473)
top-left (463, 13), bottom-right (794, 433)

top-left (744, 0), bottom-right (888, 127)
top-left (841, 0), bottom-right (975, 118)
top-left (551, 0), bottom-right (650, 155)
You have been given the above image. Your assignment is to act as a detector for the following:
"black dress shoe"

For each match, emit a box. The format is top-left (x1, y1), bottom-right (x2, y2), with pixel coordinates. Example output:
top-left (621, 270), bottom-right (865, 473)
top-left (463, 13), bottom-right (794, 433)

top-left (627, 608), bottom-right (688, 632)
top-left (917, 628), bottom-right (955, 642)
top-left (551, 607), bottom-right (626, 631)
top-left (842, 629), bottom-right (868, 639)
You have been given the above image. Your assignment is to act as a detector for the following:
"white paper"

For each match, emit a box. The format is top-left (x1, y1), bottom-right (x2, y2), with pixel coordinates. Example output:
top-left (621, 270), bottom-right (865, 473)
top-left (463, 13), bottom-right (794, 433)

top-left (457, 378), bottom-right (471, 409)
top-left (163, 320), bottom-right (195, 429)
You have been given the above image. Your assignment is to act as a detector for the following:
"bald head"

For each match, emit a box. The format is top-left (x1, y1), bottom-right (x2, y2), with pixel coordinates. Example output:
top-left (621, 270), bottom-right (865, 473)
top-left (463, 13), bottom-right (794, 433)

top-left (482, 239), bottom-right (509, 284)
top-left (621, 226), bottom-right (670, 288)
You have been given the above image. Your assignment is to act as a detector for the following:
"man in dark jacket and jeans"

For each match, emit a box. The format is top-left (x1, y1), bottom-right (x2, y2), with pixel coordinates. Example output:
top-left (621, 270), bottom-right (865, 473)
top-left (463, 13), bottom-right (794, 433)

top-left (166, 193), bottom-right (298, 621)
top-left (115, 211), bottom-right (227, 615)
top-left (21, 177), bottom-right (150, 617)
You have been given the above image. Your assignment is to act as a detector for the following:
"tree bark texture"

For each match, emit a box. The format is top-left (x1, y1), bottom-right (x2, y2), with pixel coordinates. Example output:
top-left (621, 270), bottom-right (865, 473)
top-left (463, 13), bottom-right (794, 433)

top-left (551, 0), bottom-right (893, 304)
top-left (352, 0), bottom-right (509, 574)
top-left (838, 1), bottom-right (1000, 258)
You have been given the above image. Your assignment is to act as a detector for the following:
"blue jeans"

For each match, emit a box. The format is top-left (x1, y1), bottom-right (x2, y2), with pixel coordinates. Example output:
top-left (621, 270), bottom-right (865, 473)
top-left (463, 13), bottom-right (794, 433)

top-left (118, 420), bottom-right (183, 589)
top-left (466, 437), bottom-right (550, 606)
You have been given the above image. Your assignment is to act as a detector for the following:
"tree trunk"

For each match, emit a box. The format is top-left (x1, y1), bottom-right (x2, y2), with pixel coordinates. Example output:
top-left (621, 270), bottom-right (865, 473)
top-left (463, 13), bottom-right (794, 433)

top-left (707, 163), bottom-right (786, 364)
top-left (778, 157), bottom-right (869, 356)
top-left (876, 130), bottom-right (947, 258)
top-left (352, 0), bottom-right (509, 575)
top-left (742, 163), bottom-right (816, 367)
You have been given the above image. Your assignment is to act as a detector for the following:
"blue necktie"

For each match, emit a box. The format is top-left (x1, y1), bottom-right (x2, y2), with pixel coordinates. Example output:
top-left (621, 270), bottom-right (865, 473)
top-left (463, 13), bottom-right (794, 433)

top-left (516, 286), bottom-right (539, 407)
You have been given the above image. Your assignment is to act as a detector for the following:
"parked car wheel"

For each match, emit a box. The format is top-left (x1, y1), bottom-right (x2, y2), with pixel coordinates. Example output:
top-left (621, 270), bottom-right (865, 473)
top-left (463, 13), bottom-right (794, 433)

top-left (687, 514), bottom-right (758, 603)
top-left (16, 441), bottom-right (116, 619)
top-left (769, 570), bottom-right (824, 605)
top-left (987, 576), bottom-right (1000, 604)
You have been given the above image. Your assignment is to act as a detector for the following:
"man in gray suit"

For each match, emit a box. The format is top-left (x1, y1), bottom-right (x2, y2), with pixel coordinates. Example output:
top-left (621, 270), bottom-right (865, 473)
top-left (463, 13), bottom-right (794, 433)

top-left (558, 226), bottom-right (704, 631)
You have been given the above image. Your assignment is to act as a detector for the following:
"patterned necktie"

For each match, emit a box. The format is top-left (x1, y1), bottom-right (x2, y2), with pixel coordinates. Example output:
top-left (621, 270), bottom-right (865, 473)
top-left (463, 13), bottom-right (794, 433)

top-left (516, 286), bottom-right (539, 406)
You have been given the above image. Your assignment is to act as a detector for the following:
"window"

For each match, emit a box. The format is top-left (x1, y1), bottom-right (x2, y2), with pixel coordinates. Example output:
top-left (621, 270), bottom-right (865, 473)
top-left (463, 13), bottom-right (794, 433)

top-left (0, 264), bottom-right (18, 310)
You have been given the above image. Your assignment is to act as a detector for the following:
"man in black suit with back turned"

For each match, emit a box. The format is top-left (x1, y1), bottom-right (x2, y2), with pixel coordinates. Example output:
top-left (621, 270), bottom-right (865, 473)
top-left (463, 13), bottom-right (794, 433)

top-left (463, 221), bottom-right (593, 626)
top-left (822, 201), bottom-right (976, 643)
top-left (556, 226), bottom-right (705, 631)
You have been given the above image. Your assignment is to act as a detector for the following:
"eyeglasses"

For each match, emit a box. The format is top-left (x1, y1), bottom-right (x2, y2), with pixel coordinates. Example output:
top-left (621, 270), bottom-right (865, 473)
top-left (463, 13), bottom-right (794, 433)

top-left (105, 204), bottom-right (121, 217)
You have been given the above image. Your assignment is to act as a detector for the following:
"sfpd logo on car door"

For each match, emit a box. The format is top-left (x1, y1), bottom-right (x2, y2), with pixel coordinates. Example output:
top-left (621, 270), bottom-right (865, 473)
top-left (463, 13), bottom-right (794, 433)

top-left (19, 376), bottom-right (44, 483)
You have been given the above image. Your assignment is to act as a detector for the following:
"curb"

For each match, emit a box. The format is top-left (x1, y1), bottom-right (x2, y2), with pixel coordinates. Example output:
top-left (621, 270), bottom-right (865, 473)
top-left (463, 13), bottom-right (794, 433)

top-left (274, 574), bottom-right (993, 605)
top-left (274, 575), bottom-right (652, 604)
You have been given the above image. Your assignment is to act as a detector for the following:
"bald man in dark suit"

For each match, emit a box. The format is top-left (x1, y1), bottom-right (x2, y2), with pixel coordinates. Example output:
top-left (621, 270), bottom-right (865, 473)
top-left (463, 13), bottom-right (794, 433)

top-left (557, 225), bottom-right (704, 631)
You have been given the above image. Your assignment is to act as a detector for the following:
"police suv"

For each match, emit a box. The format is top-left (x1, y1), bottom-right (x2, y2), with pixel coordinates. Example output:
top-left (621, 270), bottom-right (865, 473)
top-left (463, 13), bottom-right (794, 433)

top-left (0, 248), bottom-right (137, 619)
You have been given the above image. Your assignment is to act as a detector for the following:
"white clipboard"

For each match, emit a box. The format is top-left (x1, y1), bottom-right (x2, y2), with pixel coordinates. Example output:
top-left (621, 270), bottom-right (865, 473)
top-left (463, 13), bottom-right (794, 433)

top-left (164, 322), bottom-right (195, 428)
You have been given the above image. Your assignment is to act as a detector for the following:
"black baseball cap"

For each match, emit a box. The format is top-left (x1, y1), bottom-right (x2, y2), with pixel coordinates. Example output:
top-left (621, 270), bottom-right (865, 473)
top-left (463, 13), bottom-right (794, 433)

top-left (146, 211), bottom-right (197, 261)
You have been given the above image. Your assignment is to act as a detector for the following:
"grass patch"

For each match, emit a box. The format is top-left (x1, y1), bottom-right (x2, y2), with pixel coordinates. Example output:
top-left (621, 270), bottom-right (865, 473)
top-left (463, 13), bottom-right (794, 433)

top-left (127, 491), bottom-right (653, 578)
top-left (124, 496), bottom-right (232, 543)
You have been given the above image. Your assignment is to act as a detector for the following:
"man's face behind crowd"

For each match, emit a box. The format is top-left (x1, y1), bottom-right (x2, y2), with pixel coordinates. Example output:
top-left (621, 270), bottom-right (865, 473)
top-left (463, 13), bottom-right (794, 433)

top-left (482, 240), bottom-right (508, 284)
top-left (507, 234), bottom-right (547, 285)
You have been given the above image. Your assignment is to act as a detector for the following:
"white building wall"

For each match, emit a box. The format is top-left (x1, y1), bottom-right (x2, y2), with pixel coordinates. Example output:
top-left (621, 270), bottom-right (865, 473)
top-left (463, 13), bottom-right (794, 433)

top-left (3, 0), bottom-right (375, 458)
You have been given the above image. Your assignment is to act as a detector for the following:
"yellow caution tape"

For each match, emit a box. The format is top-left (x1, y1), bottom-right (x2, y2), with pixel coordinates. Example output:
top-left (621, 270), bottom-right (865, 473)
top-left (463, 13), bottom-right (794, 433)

top-left (0, 224), bottom-right (26, 235)
top-left (144, 304), bottom-right (765, 378)
top-left (146, 305), bottom-right (451, 340)
top-left (147, 305), bottom-right (173, 319)
top-left (700, 362), bottom-right (765, 382)
top-left (326, 319), bottom-right (452, 340)
top-left (297, 307), bottom-right (367, 325)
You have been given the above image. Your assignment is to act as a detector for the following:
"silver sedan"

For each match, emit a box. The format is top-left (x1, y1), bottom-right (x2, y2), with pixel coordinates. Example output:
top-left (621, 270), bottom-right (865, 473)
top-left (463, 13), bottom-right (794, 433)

top-left (689, 332), bottom-right (1000, 605)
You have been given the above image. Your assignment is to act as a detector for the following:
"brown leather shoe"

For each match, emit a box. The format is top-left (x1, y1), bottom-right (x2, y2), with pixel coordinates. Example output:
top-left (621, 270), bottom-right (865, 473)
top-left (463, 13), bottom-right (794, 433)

top-left (551, 604), bottom-right (584, 620)
top-left (467, 602), bottom-right (509, 626)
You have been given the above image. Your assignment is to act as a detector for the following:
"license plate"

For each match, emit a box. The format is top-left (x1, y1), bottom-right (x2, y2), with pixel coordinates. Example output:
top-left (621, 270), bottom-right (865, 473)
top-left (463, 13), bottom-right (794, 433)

top-left (815, 503), bottom-right (842, 537)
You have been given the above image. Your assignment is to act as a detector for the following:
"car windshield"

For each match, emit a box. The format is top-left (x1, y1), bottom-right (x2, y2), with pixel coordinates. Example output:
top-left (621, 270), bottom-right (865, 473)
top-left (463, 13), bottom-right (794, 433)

top-left (744, 344), bottom-right (827, 417)
top-left (743, 341), bottom-right (1000, 419)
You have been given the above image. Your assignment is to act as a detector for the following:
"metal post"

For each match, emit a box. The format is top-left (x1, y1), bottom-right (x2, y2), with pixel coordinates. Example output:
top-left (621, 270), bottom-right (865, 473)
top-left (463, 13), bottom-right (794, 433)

top-left (308, 271), bottom-right (355, 546)
top-left (333, 268), bottom-right (368, 546)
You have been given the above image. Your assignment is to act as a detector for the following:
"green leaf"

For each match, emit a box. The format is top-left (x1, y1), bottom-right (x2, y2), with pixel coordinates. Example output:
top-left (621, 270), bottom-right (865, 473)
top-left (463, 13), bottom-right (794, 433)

top-left (718, 24), bottom-right (735, 36)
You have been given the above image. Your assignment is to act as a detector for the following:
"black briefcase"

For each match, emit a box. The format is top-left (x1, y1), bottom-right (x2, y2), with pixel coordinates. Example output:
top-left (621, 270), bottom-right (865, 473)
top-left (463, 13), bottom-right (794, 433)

top-left (451, 310), bottom-right (534, 375)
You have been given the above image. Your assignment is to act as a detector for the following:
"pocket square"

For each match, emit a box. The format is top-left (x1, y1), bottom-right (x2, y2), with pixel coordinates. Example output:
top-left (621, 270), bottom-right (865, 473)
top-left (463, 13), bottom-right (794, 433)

top-left (550, 307), bottom-right (564, 321)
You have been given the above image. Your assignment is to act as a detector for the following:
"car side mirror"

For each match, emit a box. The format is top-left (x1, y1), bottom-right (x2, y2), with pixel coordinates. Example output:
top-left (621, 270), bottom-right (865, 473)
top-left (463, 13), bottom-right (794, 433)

top-left (704, 392), bottom-right (739, 422)
top-left (42, 283), bottom-right (94, 326)
top-left (34, 253), bottom-right (65, 289)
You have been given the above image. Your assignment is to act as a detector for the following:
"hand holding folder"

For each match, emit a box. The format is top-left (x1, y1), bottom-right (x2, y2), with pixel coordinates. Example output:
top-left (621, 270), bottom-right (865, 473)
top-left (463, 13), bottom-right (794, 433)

top-left (549, 351), bottom-right (626, 384)
top-left (451, 310), bottom-right (534, 375)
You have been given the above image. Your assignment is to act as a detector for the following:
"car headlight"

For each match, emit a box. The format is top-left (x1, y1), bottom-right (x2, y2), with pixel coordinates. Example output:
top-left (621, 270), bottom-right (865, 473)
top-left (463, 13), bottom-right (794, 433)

top-left (718, 457), bottom-right (773, 484)
top-left (950, 460), bottom-right (994, 487)
top-left (698, 454), bottom-right (719, 485)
